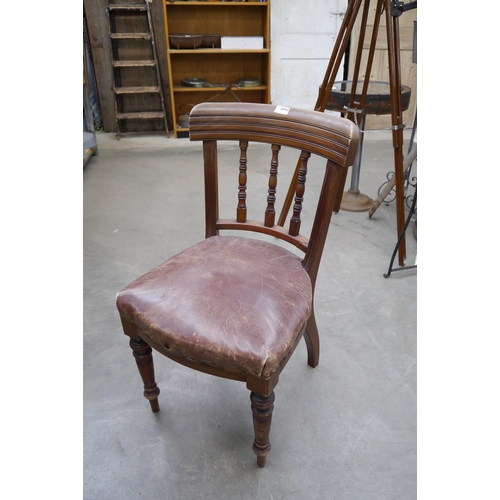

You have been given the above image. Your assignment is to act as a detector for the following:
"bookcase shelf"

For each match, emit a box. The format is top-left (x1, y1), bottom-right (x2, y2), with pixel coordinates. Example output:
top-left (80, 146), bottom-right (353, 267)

top-left (163, 0), bottom-right (271, 136)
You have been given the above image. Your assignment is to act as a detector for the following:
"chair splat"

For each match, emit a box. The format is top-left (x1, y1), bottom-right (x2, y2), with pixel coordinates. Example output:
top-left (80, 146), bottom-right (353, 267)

top-left (264, 144), bottom-right (281, 228)
top-left (237, 140), bottom-right (248, 223)
top-left (289, 151), bottom-right (311, 237)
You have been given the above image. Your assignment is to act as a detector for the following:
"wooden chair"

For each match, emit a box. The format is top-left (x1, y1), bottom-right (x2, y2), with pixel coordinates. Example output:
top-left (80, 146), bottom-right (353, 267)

top-left (116, 102), bottom-right (359, 467)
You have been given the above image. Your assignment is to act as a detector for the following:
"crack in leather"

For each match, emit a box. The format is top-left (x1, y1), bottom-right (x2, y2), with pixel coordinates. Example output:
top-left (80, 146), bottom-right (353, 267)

top-left (116, 236), bottom-right (312, 378)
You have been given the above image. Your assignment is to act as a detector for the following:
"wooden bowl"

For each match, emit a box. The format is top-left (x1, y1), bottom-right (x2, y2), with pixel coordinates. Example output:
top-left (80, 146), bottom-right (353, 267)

top-left (169, 34), bottom-right (203, 50)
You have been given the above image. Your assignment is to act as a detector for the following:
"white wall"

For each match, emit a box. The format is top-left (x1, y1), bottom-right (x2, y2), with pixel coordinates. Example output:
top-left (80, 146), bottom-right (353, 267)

top-left (270, 0), bottom-right (348, 110)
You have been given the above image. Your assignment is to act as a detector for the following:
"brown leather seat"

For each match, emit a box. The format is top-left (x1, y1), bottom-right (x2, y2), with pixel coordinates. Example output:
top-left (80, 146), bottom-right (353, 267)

top-left (116, 102), bottom-right (359, 467)
top-left (117, 235), bottom-right (312, 378)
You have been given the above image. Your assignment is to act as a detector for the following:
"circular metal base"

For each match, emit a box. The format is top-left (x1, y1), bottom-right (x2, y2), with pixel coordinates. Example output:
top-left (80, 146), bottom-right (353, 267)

top-left (340, 189), bottom-right (374, 212)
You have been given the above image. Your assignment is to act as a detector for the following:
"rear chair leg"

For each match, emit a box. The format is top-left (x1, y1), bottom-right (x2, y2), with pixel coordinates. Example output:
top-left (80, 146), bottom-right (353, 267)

top-left (250, 391), bottom-right (275, 467)
top-left (129, 338), bottom-right (160, 413)
top-left (304, 308), bottom-right (320, 368)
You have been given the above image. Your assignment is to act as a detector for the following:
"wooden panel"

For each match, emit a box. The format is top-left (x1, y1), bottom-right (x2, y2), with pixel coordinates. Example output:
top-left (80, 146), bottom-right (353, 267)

top-left (361, 24), bottom-right (415, 51)
top-left (348, 1), bottom-right (417, 131)
top-left (84, 0), bottom-right (116, 132)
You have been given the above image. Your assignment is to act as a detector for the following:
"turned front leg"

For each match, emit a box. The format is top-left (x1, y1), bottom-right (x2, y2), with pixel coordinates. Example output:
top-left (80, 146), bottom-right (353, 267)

top-left (250, 391), bottom-right (275, 467)
top-left (129, 338), bottom-right (160, 413)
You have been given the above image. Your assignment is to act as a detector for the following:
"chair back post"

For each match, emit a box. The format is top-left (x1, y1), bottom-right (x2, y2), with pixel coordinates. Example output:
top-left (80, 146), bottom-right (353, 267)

top-left (203, 139), bottom-right (219, 238)
top-left (302, 158), bottom-right (346, 289)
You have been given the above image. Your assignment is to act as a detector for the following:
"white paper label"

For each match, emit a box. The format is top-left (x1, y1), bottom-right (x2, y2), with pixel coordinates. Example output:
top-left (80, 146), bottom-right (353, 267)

top-left (274, 106), bottom-right (291, 115)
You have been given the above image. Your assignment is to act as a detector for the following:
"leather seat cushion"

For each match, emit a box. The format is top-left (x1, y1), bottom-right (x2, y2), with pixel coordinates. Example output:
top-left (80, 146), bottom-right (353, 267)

top-left (116, 235), bottom-right (312, 378)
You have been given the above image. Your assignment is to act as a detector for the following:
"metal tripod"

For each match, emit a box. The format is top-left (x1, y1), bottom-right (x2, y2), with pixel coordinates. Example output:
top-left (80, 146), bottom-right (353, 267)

top-left (278, 0), bottom-right (416, 267)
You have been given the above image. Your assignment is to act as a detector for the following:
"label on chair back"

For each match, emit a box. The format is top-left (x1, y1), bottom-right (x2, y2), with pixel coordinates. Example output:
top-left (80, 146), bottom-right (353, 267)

top-left (274, 105), bottom-right (291, 115)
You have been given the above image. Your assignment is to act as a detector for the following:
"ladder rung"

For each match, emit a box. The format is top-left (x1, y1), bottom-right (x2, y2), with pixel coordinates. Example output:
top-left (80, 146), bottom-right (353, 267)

top-left (108, 3), bottom-right (147, 11)
top-left (113, 60), bottom-right (156, 67)
top-left (110, 33), bottom-right (151, 40)
top-left (115, 86), bottom-right (161, 94)
top-left (116, 111), bottom-right (165, 120)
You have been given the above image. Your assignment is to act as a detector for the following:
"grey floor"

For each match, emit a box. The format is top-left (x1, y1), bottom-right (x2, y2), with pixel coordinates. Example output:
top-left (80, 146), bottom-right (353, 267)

top-left (83, 128), bottom-right (417, 500)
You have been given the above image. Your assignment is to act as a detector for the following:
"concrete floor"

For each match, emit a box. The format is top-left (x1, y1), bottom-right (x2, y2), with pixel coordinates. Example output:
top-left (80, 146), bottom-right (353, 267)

top-left (83, 128), bottom-right (417, 500)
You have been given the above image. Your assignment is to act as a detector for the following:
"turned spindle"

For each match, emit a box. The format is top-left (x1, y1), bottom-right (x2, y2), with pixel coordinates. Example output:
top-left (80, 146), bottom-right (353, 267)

top-left (289, 151), bottom-right (310, 236)
top-left (237, 140), bottom-right (248, 223)
top-left (264, 144), bottom-right (281, 227)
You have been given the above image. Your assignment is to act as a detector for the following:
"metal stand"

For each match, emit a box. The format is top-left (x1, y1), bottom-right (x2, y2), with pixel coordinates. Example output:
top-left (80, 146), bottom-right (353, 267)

top-left (278, 0), bottom-right (417, 267)
top-left (339, 115), bottom-right (375, 211)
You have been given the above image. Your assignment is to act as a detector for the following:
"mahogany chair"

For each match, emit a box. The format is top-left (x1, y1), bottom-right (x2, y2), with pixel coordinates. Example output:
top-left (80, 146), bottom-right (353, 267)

top-left (116, 102), bottom-right (359, 467)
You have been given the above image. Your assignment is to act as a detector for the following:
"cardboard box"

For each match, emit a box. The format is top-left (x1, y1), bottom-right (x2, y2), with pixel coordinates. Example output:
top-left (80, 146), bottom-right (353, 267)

top-left (220, 36), bottom-right (264, 50)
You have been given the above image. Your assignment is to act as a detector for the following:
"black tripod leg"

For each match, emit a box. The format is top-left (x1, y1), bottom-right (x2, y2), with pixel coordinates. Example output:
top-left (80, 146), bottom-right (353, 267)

top-left (384, 184), bottom-right (417, 278)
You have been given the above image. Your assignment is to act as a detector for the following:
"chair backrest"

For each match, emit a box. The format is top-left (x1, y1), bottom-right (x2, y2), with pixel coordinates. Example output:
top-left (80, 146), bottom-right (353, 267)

top-left (189, 102), bottom-right (359, 289)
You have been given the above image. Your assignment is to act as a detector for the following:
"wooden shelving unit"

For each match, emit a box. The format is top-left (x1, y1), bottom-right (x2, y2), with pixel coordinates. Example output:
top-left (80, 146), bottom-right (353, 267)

top-left (163, 0), bottom-right (271, 137)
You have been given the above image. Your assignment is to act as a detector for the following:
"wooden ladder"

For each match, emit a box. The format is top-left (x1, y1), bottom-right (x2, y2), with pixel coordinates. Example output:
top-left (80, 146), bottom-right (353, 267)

top-left (107, 1), bottom-right (169, 139)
